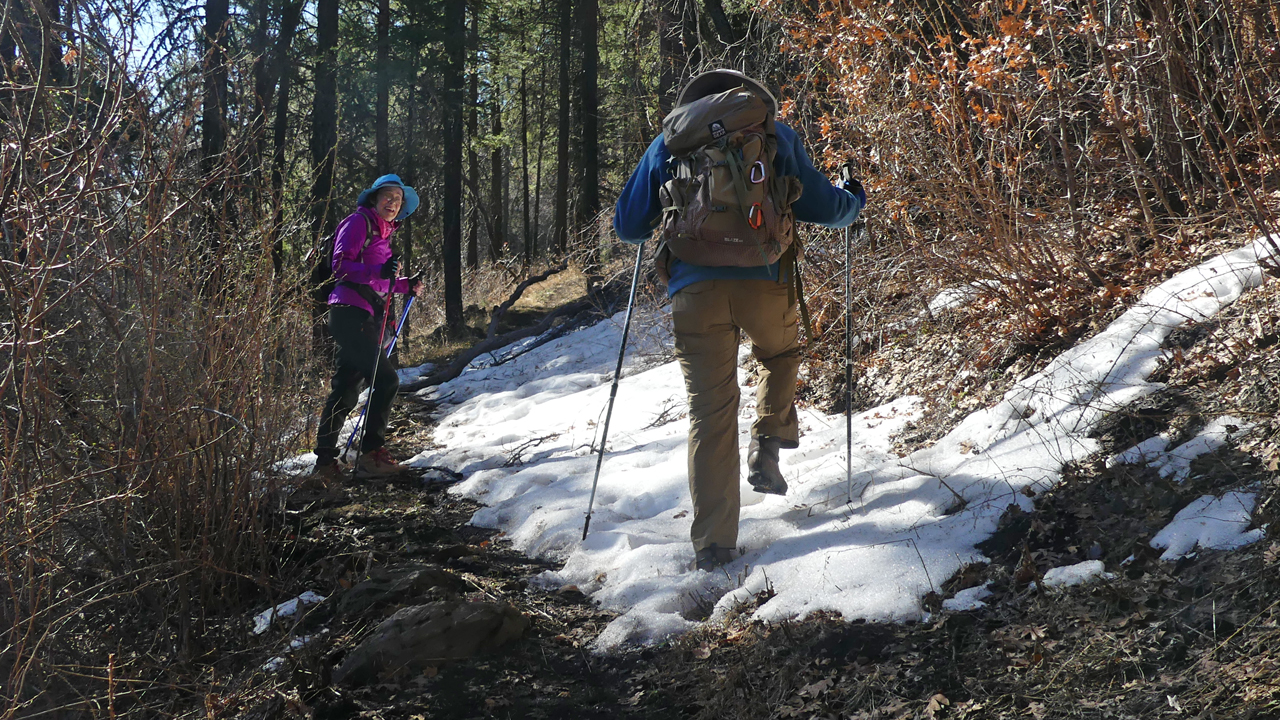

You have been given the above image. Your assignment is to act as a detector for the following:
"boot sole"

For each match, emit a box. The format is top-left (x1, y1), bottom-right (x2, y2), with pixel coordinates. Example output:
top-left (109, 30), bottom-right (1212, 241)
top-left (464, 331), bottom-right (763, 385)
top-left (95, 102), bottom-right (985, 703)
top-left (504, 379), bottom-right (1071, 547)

top-left (748, 475), bottom-right (788, 495)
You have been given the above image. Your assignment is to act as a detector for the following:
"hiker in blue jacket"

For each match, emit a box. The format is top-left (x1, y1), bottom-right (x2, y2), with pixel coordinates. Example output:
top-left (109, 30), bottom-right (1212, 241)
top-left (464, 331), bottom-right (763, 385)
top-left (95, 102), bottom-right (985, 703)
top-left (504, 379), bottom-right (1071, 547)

top-left (614, 69), bottom-right (866, 571)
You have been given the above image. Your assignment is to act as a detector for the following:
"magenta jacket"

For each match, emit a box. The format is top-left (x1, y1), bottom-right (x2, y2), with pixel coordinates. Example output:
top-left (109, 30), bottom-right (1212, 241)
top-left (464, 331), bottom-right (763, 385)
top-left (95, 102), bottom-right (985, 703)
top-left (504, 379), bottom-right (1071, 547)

top-left (328, 206), bottom-right (413, 314)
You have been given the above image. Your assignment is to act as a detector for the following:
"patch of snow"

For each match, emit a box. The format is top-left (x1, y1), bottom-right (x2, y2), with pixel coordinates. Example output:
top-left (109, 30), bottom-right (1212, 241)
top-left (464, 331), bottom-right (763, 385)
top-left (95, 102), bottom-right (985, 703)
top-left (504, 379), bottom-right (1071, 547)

top-left (943, 583), bottom-right (993, 611)
top-left (927, 285), bottom-right (980, 314)
top-left (421, 467), bottom-right (463, 484)
top-left (275, 453), bottom-right (318, 476)
top-left (1153, 417), bottom-right (1253, 482)
top-left (398, 361), bottom-right (434, 384)
top-left (383, 235), bottom-right (1278, 649)
top-left (1041, 560), bottom-right (1112, 588)
top-left (1109, 416), bottom-right (1253, 480)
top-left (1107, 434), bottom-right (1172, 468)
top-left (289, 632), bottom-right (324, 649)
top-left (261, 630), bottom-right (328, 673)
top-left (252, 591), bottom-right (326, 635)
top-left (1150, 491), bottom-right (1264, 560)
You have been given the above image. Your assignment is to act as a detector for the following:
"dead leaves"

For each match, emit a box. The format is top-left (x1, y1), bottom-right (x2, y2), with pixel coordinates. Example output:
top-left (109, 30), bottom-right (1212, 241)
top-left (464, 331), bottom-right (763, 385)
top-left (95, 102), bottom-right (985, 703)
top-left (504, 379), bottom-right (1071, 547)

top-left (924, 693), bottom-right (951, 718)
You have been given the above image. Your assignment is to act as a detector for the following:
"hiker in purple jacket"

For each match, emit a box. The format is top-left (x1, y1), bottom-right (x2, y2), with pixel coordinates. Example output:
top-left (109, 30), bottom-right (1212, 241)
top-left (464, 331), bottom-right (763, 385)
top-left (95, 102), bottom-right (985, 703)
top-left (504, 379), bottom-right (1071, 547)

top-left (313, 174), bottom-right (422, 481)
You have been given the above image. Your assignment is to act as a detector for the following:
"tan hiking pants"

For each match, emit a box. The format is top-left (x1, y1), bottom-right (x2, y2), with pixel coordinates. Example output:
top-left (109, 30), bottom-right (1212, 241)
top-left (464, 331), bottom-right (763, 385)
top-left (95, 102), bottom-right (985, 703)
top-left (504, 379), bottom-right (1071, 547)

top-left (671, 279), bottom-right (801, 552)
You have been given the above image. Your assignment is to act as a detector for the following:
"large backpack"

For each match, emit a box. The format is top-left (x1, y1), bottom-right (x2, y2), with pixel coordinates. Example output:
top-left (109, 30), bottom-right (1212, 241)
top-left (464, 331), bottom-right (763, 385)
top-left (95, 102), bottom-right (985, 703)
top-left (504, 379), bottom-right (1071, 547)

top-left (656, 87), bottom-right (804, 278)
top-left (306, 212), bottom-right (377, 306)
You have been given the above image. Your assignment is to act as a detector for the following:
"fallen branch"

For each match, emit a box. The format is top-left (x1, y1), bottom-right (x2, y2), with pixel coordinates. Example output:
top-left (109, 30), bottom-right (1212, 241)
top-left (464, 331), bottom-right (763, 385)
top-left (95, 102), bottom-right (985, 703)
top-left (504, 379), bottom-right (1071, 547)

top-left (487, 263), bottom-right (569, 339)
top-left (482, 304), bottom-right (602, 369)
top-left (400, 298), bottom-right (595, 393)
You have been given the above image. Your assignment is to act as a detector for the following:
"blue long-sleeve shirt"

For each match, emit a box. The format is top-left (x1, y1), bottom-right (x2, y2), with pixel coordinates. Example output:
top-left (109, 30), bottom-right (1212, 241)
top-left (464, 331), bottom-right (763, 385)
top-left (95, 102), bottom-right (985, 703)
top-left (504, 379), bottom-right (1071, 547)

top-left (613, 121), bottom-right (866, 295)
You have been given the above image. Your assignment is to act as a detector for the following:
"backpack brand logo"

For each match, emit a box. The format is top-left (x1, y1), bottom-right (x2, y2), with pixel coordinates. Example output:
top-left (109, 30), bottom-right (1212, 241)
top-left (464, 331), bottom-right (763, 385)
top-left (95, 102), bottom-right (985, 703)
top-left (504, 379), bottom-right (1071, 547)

top-left (708, 120), bottom-right (726, 139)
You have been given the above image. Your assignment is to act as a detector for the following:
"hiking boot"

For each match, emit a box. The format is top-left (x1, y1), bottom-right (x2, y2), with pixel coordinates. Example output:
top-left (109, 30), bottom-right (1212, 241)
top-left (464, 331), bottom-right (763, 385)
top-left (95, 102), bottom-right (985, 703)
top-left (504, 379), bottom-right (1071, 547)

top-left (694, 545), bottom-right (733, 572)
top-left (356, 447), bottom-right (402, 477)
top-left (747, 436), bottom-right (787, 495)
top-left (310, 457), bottom-right (345, 485)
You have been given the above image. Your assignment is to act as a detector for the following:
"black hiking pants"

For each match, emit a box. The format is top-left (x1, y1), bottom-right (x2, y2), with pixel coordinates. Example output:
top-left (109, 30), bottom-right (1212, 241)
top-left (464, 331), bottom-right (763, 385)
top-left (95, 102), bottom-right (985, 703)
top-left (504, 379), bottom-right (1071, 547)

top-left (315, 304), bottom-right (400, 460)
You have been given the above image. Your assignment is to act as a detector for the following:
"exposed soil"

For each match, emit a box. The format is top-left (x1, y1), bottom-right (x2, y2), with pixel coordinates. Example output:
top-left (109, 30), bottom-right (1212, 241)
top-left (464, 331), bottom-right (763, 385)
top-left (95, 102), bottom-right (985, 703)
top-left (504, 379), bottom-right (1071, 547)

top-left (203, 263), bottom-right (1280, 720)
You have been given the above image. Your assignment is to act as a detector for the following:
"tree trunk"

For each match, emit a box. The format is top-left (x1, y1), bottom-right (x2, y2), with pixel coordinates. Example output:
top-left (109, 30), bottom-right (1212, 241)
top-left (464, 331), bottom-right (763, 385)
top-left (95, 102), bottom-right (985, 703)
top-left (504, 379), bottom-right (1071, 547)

top-left (376, 0), bottom-right (390, 175)
top-left (4, 0), bottom-right (62, 124)
top-left (248, 0), bottom-right (274, 220)
top-left (658, 0), bottom-right (699, 115)
top-left (532, 50), bottom-right (549, 254)
top-left (701, 0), bottom-right (736, 49)
top-left (8, 0), bottom-right (46, 86)
top-left (443, 0), bottom-right (466, 329)
top-left (310, 0), bottom-right (340, 245)
top-left (489, 57), bottom-right (505, 261)
top-left (45, 0), bottom-right (62, 86)
top-left (399, 79), bottom-right (418, 354)
top-left (658, 0), bottom-right (678, 115)
top-left (202, 0), bottom-right (230, 261)
top-left (270, 0), bottom-right (303, 277)
top-left (310, 0), bottom-right (339, 347)
top-left (521, 64), bottom-right (532, 265)
top-left (202, 0), bottom-right (229, 169)
top-left (553, 0), bottom-right (573, 254)
top-left (577, 0), bottom-right (598, 224)
top-left (466, 7), bottom-right (479, 269)
top-left (0, 10), bottom-right (14, 70)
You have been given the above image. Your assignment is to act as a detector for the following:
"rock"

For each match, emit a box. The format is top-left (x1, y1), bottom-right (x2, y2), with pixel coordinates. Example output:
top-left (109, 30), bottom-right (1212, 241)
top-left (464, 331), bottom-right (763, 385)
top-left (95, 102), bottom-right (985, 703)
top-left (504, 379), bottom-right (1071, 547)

top-left (337, 564), bottom-right (464, 617)
top-left (556, 584), bottom-right (586, 601)
top-left (332, 601), bottom-right (529, 685)
top-left (433, 544), bottom-right (480, 562)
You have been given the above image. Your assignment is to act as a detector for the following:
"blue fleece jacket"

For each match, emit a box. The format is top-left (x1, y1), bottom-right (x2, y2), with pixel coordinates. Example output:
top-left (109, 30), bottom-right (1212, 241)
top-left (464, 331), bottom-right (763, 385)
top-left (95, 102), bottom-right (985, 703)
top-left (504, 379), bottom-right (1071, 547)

top-left (613, 121), bottom-right (866, 296)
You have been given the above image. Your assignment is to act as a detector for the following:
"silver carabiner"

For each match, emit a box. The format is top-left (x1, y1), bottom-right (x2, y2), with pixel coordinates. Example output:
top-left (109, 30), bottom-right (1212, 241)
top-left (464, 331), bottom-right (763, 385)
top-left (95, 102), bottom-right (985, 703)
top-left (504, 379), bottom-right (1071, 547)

top-left (749, 161), bottom-right (767, 184)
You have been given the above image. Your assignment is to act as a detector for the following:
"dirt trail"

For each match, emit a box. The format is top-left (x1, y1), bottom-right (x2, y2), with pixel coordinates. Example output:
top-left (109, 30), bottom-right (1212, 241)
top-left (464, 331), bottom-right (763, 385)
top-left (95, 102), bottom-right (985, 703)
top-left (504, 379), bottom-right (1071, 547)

top-left (229, 276), bottom-right (1280, 720)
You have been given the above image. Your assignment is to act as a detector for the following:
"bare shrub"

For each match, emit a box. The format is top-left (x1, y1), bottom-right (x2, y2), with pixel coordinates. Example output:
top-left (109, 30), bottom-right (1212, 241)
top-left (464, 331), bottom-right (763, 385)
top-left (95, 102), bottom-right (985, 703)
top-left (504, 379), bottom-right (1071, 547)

top-left (766, 0), bottom-right (1280, 383)
top-left (1, 9), bottom-right (313, 718)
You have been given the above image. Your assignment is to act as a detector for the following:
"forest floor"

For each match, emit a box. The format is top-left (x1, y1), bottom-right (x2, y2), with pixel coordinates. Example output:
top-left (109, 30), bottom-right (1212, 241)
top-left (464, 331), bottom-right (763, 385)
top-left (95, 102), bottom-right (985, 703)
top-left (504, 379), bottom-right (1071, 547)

top-left (221, 248), bottom-right (1280, 720)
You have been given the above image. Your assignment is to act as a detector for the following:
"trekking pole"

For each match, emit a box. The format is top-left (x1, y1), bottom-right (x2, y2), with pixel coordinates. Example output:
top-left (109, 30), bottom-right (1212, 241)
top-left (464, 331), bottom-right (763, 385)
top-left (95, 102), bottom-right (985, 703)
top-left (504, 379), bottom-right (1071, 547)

top-left (343, 295), bottom-right (415, 458)
top-left (350, 290), bottom-right (398, 482)
top-left (845, 219), bottom-right (853, 498)
top-left (582, 242), bottom-right (645, 541)
top-left (840, 161), bottom-right (860, 500)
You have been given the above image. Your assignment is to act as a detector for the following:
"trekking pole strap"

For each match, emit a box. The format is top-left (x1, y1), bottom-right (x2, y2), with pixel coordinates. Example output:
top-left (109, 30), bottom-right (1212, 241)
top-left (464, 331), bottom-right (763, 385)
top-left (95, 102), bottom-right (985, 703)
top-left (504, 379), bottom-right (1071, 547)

top-left (792, 253), bottom-right (813, 342)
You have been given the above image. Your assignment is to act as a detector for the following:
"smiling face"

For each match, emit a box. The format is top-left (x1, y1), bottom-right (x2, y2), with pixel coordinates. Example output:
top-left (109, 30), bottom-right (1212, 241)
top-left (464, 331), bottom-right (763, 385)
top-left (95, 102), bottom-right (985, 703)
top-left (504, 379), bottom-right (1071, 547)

top-left (373, 186), bottom-right (404, 222)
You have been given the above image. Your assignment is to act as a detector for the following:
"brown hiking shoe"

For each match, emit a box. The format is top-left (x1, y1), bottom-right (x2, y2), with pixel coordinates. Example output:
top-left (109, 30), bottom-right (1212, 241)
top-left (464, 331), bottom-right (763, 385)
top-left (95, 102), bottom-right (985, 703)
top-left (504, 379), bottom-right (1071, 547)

top-left (310, 458), bottom-right (345, 485)
top-left (356, 447), bottom-right (402, 477)
top-left (747, 436), bottom-right (787, 495)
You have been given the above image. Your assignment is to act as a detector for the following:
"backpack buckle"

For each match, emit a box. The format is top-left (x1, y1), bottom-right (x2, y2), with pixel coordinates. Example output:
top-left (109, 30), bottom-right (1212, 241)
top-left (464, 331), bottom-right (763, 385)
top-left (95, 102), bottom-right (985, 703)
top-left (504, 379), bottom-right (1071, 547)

top-left (749, 161), bottom-right (766, 184)
top-left (748, 203), bottom-right (764, 229)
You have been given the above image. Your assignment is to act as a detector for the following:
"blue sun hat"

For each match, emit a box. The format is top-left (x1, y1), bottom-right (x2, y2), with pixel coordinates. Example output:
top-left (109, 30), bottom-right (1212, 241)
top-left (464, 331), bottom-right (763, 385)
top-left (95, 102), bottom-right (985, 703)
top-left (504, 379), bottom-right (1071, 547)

top-left (357, 174), bottom-right (420, 221)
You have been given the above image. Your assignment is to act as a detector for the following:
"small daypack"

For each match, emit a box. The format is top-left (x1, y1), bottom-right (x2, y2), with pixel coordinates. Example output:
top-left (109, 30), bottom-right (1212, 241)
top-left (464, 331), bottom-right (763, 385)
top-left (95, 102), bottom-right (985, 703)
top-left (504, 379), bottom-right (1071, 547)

top-left (306, 212), bottom-right (377, 307)
top-left (656, 87), bottom-right (804, 278)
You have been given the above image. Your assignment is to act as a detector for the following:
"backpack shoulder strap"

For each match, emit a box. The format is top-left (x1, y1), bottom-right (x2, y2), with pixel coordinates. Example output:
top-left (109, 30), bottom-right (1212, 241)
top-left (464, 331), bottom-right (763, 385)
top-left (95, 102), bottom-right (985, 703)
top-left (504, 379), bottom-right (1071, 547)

top-left (337, 212), bottom-right (379, 263)
top-left (361, 213), bottom-right (377, 251)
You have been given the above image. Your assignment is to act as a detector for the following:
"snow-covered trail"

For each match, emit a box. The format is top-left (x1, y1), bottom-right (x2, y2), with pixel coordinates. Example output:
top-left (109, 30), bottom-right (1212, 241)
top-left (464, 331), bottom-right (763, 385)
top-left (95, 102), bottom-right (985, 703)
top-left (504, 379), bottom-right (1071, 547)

top-left (407, 237), bottom-right (1277, 651)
